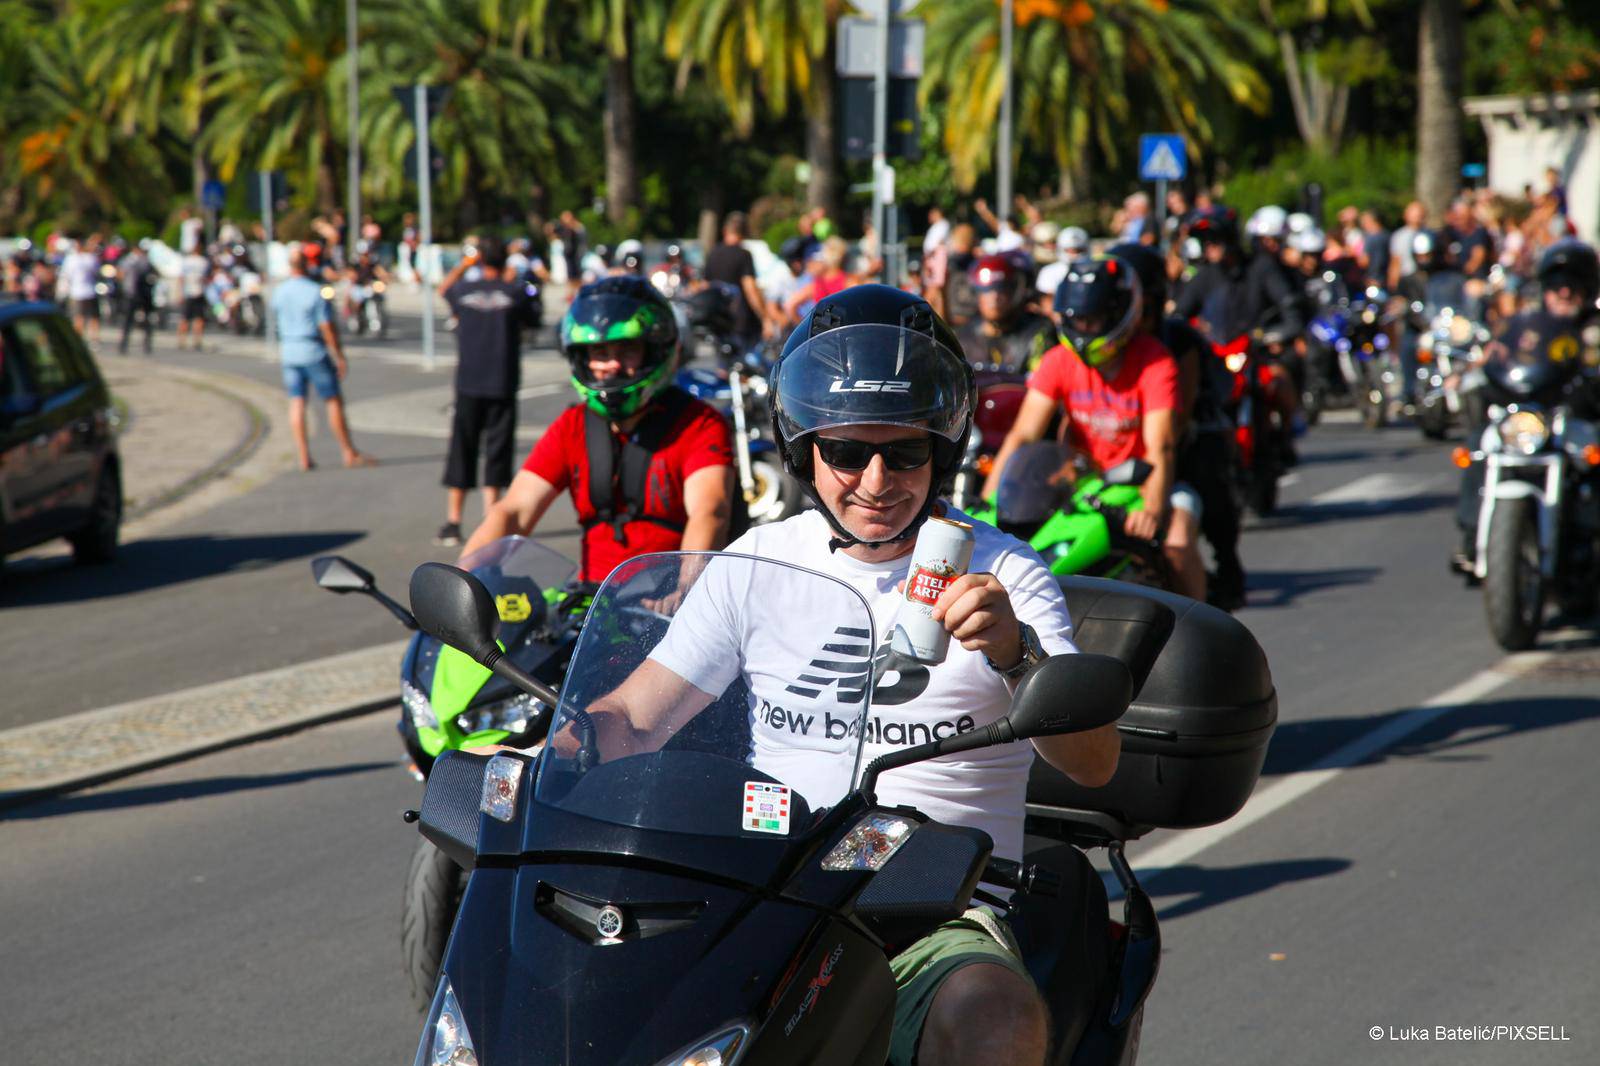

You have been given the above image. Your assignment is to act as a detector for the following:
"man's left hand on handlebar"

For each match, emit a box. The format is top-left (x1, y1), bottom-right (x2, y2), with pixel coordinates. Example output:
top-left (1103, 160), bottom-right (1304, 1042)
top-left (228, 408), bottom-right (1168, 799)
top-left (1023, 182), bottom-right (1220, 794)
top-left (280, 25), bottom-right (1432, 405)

top-left (1123, 505), bottom-right (1166, 542)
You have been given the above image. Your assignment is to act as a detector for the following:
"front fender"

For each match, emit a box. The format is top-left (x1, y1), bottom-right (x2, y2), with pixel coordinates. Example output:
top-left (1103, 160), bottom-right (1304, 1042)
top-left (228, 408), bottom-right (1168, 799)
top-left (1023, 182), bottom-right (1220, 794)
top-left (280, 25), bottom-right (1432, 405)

top-left (1490, 479), bottom-right (1545, 502)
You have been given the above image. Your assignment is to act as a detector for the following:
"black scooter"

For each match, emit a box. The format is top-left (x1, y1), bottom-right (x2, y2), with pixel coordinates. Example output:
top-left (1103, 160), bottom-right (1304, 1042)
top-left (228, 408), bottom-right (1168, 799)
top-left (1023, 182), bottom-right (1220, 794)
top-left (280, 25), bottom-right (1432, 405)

top-left (400, 551), bottom-right (1276, 1064)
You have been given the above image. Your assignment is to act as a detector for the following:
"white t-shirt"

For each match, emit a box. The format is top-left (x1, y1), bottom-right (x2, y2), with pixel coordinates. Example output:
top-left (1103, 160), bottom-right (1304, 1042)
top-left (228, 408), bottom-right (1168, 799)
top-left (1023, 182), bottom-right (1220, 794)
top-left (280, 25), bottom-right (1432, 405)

top-left (62, 251), bottom-right (100, 301)
top-left (1035, 260), bottom-right (1068, 297)
top-left (180, 216), bottom-right (204, 254)
top-left (181, 254), bottom-right (209, 298)
top-left (650, 508), bottom-right (1077, 863)
top-left (922, 219), bottom-right (951, 258)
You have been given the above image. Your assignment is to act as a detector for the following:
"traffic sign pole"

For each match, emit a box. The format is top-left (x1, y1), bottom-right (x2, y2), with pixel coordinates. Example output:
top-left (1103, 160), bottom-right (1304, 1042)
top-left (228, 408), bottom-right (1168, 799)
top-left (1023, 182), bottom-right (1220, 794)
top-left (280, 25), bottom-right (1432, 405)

top-left (1155, 178), bottom-right (1167, 249)
top-left (260, 171), bottom-right (275, 347)
top-left (871, 0), bottom-right (890, 282)
top-left (997, 0), bottom-right (1013, 227)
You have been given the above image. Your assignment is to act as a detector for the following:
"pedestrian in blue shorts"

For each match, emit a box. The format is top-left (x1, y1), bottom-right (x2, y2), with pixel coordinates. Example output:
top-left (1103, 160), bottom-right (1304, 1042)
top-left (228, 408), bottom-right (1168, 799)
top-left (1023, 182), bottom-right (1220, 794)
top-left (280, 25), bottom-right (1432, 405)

top-left (272, 245), bottom-right (375, 471)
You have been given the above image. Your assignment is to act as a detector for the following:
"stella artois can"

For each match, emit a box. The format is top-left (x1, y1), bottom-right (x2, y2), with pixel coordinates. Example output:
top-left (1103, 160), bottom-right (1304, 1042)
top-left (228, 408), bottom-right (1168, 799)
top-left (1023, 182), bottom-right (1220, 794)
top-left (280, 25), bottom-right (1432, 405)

top-left (891, 515), bottom-right (976, 663)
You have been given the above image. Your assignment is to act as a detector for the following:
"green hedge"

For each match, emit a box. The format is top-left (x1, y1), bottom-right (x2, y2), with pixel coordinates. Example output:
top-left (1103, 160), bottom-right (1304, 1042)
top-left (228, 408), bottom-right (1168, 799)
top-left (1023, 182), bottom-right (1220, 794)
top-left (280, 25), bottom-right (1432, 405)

top-left (1219, 139), bottom-right (1416, 229)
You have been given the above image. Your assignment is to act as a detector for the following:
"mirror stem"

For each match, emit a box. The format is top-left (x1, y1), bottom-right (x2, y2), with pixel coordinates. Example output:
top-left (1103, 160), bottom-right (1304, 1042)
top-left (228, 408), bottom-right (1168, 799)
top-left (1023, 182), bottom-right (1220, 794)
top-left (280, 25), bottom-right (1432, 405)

top-left (371, 589), bottom-right (419, 630)
top-left (480, 647), bottom-right (561, 708)
top-left (859, 719), bottom-right (1020, 804)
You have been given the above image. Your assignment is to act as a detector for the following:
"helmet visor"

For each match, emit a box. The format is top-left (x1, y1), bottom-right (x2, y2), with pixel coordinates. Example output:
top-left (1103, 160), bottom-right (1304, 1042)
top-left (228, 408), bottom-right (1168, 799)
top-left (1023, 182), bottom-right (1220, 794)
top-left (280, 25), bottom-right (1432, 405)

top-left (561, 293), bottom-right (673, 350)
top-left (774, 324), bottom-right (972, 443)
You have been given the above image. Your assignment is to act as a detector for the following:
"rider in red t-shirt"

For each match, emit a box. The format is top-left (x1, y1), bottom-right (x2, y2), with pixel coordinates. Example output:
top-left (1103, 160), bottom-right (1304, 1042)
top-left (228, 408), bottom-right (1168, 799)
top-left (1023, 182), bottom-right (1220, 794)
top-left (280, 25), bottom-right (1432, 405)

top-left (459, 277), bottom-right (733, 583)
top-left (984, 254), bottom-right (1207, 599)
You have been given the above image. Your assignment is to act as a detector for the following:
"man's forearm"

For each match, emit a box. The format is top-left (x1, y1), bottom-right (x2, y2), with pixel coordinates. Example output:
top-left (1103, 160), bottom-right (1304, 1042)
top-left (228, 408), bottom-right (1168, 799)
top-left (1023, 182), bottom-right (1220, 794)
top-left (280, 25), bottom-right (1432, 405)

top-left (460, 500), bottom-right (524, 557)
top-left (1141, 447), bottom-right (1176, 519)
top-left (681, 501), bottom-right (730, 552)
top-left (1034, 722), bottom-right (1120, 788)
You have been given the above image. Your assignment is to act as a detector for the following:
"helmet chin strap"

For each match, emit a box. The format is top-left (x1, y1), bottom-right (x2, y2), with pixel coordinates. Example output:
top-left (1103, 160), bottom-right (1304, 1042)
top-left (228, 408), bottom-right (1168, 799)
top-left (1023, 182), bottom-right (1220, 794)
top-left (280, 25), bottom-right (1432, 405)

top-left (808, 482), bottom-right (941, 554)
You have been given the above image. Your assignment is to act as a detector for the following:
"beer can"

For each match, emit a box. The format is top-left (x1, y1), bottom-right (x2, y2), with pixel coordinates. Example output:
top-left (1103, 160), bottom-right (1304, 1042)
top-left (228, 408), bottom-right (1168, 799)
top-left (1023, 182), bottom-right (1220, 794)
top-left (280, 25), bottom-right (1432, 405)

top-left (891, 515), bottom-right (976, 663)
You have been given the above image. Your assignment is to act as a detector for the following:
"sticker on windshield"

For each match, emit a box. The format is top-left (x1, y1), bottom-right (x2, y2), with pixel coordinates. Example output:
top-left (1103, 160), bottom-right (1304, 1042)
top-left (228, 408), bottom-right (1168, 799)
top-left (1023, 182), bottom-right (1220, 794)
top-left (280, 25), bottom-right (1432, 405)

top-left (743, 782), bottom-right (791, 835)
top-left (496, 593), bottom-right (532, 622)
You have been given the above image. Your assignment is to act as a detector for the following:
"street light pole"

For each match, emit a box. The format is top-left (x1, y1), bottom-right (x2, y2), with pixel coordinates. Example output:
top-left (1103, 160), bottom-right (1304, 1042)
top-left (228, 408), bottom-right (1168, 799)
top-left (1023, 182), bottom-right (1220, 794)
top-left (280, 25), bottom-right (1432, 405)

top-left (415, 84), bottom-right (436, 372)
top-left (346, 0), bottom-right (360, 262)
top-left (997, 0), bottom-right (1013, 227)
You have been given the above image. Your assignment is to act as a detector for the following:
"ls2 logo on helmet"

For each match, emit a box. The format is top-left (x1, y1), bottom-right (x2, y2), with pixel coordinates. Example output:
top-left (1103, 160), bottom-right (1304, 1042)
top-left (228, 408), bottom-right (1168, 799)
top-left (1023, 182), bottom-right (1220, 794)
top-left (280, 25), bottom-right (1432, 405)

top-left (829, 379), bottom-right (913, 394)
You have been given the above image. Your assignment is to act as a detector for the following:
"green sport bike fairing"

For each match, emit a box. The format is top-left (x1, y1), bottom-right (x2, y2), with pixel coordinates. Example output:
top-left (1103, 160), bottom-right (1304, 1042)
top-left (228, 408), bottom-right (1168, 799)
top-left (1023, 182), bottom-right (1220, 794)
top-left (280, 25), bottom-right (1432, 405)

top-left (970, 440), bottom-right (1177, 591)
top-left (312, 536), bottom-right (586, 778)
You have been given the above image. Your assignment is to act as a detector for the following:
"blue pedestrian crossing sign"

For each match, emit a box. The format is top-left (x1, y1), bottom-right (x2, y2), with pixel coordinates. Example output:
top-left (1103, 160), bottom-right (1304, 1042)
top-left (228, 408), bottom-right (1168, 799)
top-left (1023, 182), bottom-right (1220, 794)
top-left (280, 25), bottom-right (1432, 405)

top-left (1139, 134), bottom-right (1187, 182)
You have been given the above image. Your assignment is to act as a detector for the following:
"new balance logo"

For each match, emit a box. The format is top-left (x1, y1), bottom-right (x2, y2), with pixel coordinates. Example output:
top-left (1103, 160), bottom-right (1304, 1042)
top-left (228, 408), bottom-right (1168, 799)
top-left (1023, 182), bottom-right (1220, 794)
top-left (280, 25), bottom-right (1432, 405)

top-left (785, 626), bottom-right (873, 703)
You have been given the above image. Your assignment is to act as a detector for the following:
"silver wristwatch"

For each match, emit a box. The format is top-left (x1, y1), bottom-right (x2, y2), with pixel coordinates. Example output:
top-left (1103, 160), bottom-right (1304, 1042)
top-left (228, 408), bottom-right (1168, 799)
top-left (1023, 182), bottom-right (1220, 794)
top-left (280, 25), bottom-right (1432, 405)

top-left (988, 622), bottom-right (1046, 681)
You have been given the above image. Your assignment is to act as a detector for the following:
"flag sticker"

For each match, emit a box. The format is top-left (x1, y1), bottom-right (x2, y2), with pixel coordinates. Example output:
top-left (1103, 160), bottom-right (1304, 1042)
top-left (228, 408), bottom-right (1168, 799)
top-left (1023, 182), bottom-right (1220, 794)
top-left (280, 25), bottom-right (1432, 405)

top-left (743, 781), bottom-right (792, 835)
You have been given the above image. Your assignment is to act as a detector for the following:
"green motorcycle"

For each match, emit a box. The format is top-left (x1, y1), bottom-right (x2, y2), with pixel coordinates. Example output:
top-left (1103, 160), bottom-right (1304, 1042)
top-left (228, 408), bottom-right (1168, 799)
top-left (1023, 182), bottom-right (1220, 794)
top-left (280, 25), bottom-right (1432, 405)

top-left (971, 440), bottom-right (1177, 591)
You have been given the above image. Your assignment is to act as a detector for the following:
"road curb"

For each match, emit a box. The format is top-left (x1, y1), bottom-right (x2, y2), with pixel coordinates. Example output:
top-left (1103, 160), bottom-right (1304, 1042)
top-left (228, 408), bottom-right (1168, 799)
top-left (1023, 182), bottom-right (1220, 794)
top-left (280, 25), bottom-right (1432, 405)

top-left (120, 365), bottom-right (271, 524)
top-left (0, 639), bottom-right (408, 812)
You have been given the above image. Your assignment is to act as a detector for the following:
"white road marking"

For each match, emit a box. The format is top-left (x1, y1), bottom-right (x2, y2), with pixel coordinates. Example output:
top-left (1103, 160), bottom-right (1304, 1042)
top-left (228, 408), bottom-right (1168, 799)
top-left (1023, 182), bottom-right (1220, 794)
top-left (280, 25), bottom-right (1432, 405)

top-left (1309, 471), bottom-right (1445, 507)
top-left (516, 382), bottom-right (571, 399)
top-left (1126, 652), bottom-right (1551, 882)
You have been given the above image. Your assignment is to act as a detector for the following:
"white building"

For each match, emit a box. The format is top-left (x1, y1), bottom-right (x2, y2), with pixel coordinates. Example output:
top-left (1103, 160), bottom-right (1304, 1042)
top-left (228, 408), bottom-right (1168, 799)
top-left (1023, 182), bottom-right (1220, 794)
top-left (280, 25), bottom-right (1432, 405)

top-left (1464, 90), bottom-right (1599, 244)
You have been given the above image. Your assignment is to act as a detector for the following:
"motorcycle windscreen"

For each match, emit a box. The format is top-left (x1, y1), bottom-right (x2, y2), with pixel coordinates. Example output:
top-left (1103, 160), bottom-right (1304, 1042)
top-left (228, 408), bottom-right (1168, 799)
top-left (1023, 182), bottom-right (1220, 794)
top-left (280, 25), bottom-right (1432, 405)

top-left (533, 551), bottom-right (878, 835)
top-left (996, 440), bottom-right (1076, 526)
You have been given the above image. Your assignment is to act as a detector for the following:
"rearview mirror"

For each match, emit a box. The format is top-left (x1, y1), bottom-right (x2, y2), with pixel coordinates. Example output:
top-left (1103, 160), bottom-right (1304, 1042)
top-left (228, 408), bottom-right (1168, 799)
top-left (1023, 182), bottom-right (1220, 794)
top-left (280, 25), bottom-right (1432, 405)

top-left (1102, 459), bottom-right (1153, 488)
top-left (409, 562), bottom-right (500, 665)
top-left (311, 555), bottom-right (375, 594)
top-left (1007, 653), bottom-right (1132, 739)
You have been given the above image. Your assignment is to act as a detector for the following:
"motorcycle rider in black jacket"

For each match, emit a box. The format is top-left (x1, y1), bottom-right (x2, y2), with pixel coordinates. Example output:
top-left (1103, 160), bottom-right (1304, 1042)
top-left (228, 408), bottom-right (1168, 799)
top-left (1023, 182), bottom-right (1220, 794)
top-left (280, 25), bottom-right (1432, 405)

top-left (1451, 239), bottom-right (1600, 574)
top-left (1395, 230), bottom-right (1468, 408)
top-left (1112, 242), bottom-right (1248, 609)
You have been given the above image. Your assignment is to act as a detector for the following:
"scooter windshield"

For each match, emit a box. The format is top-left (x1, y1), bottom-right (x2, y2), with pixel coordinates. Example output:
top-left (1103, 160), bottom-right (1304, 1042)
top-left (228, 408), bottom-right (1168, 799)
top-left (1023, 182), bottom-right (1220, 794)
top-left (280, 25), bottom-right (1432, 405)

top-left (996, 440), bottom-right (1076, 526)
top-left (533, 552), bottom-right (877, 836)
top-left (458, 534), bottom-right (578, 594)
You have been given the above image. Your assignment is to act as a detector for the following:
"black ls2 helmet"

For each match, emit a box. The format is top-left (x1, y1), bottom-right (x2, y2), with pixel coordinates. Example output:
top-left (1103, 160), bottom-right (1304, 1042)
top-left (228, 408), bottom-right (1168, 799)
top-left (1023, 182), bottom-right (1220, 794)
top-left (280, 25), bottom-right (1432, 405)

top-left (1537, 239), bottom-right (1600, 309)
top-left (770, 284), bottom-right (975, 549)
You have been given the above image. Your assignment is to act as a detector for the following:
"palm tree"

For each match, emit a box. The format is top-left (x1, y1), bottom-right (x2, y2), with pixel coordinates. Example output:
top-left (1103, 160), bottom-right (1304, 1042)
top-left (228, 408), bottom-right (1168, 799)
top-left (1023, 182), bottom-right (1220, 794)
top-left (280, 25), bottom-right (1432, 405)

top-left (6, 13), bottom-right (168, 227)
top-left (525, 0), bottom-right (667, 225)
top-left (923, 0), bottom-right (1271, 198)
top-left (85, 0), bottom-right (240, 204)
top-left (199, 0), bottom-right (348, 214)
top-left (363, 0), bottom-right (584, 228)
top-left (1256, 0), bottom-right (1384, 156)
top-left (1415, 0), bottom-right (1463, 221)
top-left (664, 0), bottom-right (843, 214)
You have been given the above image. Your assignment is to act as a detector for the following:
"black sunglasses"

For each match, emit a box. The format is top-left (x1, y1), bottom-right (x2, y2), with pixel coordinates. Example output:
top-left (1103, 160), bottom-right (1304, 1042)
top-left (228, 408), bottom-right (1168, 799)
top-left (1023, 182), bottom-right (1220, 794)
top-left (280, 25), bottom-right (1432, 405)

top-left (814, 435), bottom-right (933, 471)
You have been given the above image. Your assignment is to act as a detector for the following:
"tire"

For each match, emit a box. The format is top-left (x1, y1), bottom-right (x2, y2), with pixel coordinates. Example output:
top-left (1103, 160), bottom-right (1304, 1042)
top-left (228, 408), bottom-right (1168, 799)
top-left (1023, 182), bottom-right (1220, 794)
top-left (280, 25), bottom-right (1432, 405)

top-left (1418, 398), bottom-right (1449, 440)
top-left (746, 456), bottom-right (804, 525)
top-left (1483, 495), bottom-right (1544, 651)
top-left (402, 838), bottom-right (466, 1011)
top-left (69, 465), bottom-right (121, 565)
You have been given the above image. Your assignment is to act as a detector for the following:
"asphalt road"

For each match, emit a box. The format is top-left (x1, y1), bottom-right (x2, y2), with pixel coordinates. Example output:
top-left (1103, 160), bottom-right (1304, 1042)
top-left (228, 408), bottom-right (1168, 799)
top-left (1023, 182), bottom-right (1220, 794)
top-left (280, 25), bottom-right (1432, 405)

top-left (3, 315), bottom-right (1598, 1064)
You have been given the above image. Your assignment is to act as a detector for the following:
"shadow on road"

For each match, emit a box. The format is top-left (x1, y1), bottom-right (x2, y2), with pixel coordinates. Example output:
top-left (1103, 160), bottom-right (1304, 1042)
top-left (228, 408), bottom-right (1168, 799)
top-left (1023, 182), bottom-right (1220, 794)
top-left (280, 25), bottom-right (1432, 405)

top-left (1245, 566), bottom-right (1382, 607)
top-left (1, 761), bottom-right (395, 821)
top-left (1262, 695), bottom-right (1600, 777)
top-left (0, 531), bottom-right (365, 605)
top-left (1133, 858), bottom-right (1353, 921)
top-left (1256, 493), bottom-right (1457, 528)
top-left (1294, 447), bottom-right (1416, 467)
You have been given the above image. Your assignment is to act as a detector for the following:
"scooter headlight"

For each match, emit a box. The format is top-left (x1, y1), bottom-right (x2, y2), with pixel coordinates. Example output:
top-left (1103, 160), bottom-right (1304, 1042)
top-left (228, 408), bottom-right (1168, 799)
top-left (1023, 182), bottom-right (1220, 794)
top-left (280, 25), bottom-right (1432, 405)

top-left (413, 978), bottom-right (479, 1066)
top-left (821, 813), bottom-right (917, 871)
top-left (1496, 410), bottom-right (1548, 456)
top-left (402, 680), bottom-right (439, 730)
top-left (654, 1024), bottom-right (750, 1066)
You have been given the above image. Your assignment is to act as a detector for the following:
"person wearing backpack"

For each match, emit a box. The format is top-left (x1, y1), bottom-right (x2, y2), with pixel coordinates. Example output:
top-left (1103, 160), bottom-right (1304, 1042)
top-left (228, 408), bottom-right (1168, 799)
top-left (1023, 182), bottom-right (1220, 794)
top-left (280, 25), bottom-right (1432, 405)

top-left (458, 276), bottom-right (735, 584)
top-left (117, 242), bottom-right (159, 355)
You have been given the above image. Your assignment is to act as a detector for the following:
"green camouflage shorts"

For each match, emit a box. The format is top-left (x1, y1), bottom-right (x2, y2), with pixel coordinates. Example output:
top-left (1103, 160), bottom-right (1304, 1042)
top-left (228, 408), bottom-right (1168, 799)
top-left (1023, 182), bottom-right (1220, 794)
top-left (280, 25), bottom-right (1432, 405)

top-left (887, 907), bottom-right (1033, 1065)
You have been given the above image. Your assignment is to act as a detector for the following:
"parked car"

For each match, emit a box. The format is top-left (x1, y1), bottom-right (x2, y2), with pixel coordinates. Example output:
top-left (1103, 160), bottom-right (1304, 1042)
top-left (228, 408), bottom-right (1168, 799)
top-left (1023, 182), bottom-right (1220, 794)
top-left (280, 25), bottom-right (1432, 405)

top-left (0, 298), bottom-right (122, 565)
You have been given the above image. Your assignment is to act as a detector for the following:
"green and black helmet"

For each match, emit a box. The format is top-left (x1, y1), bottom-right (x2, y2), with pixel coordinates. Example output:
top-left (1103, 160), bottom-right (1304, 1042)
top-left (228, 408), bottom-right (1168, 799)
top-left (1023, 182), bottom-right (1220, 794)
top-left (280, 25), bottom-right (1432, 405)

top-left (560, 276), bottom-right (680, 417)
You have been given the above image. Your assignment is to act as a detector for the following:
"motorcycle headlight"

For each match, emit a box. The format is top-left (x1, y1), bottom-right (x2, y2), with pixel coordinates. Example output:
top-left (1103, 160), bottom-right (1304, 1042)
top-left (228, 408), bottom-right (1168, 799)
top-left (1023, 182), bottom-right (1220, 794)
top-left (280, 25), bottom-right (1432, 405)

top-left (100, 263), bottom-right (117, 278)
top-left (1496, 410), bottom-right (1549, 456)
top-left (1224, 352), bottom-right (1248, 373)
top-left (654, 1024), bottom-right (751, 1066)
top-left (373, 280), bottom-right (386, 293)
top-left (402, 679), bottom-right (439, 730)
top-left (456, 691), bottom-right (539, 735)
top-left (1448, 315), bottom-right (1476, 346)
top-left (320, 285), bottom-right (336, 300)
top-left (413, 978), bottom-right (479, 1066)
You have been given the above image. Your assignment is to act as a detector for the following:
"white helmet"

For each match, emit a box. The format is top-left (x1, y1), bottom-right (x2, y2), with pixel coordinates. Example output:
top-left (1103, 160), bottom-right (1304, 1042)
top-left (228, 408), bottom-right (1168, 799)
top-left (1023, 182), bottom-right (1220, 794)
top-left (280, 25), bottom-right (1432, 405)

top-left (614, 238), bottom-right (644, 261)
top-left (1248, 205), bottom-right (1288, 240)
top-left (1289, 228), bottom-right (1327, 255)
top-left (1057, 226), bottom-right (1090, 256)
top-left (1287, 211), bottom-right (1315, 235)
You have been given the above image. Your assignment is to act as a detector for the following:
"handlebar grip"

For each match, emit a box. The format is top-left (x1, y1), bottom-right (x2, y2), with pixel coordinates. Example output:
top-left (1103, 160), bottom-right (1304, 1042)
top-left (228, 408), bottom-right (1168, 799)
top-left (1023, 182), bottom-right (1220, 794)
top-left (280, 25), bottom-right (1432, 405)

top-left (984, 857), bottom-right (1062, 897)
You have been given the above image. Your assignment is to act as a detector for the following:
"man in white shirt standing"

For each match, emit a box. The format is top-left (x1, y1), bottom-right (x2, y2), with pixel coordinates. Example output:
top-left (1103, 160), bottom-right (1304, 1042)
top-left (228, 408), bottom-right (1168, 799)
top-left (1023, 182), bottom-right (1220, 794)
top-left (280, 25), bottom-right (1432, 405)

top-left (575, 284), bottom-right (1119, 1066)
top-left (176, 248), bottom-right (211, 351)
top-left (61, 235), bottom-right (103, 346)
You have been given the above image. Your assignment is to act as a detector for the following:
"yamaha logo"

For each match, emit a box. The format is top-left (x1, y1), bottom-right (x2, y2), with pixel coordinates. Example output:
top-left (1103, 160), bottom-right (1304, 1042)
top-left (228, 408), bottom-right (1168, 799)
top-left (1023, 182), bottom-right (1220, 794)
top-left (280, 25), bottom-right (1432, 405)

top-left (595, 905), bottom-right (625, 940)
